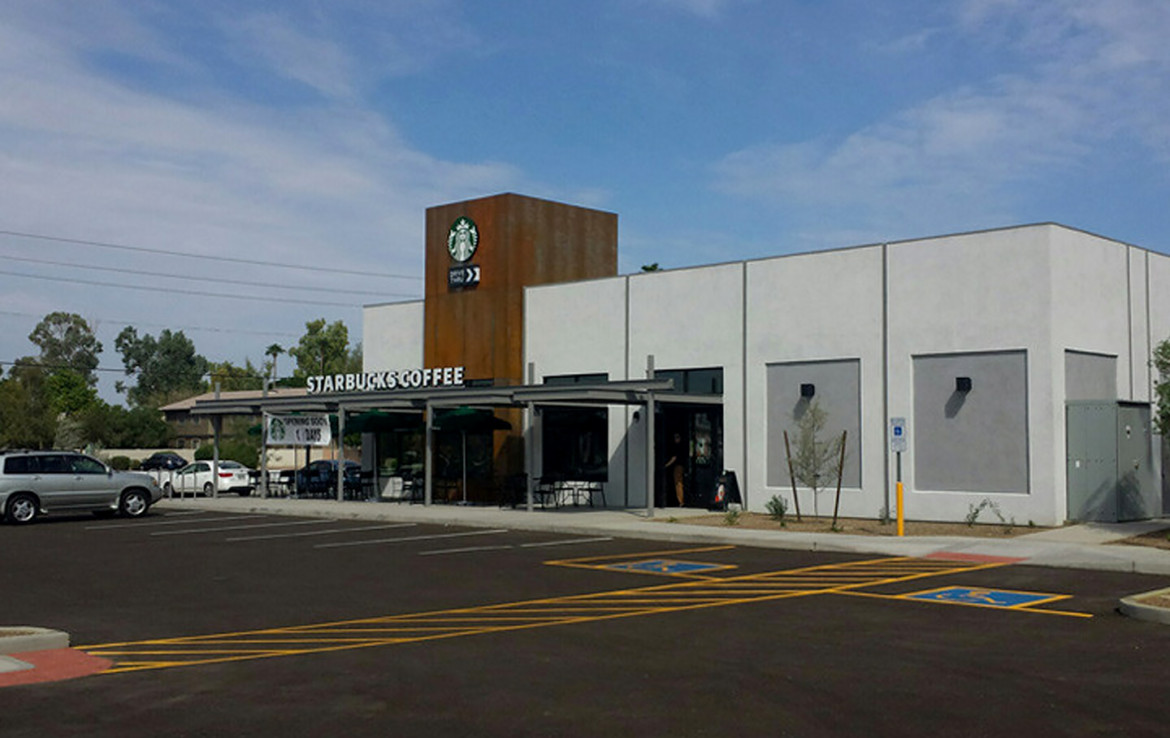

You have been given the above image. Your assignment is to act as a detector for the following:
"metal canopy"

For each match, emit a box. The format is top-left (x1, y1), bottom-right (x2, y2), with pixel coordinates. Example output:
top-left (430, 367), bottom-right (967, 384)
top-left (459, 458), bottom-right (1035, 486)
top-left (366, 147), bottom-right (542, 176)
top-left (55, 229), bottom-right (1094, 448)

top-left (189, 377), bottom-right (703, 513)
top-left (188, 378), bottom-right (679, 416)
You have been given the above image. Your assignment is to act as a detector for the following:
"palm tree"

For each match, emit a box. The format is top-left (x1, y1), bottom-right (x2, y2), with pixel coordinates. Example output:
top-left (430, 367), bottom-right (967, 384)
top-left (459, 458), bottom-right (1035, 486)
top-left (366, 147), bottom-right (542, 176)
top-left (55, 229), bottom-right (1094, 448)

top-left (265, 343), bottom-right (284, 380)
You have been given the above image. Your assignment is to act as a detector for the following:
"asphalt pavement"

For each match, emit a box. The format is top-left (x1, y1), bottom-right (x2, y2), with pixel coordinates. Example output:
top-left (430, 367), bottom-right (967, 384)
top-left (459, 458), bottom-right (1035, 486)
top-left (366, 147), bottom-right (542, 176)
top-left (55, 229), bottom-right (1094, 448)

top-left (4, 495), bottom-right (1170, 689)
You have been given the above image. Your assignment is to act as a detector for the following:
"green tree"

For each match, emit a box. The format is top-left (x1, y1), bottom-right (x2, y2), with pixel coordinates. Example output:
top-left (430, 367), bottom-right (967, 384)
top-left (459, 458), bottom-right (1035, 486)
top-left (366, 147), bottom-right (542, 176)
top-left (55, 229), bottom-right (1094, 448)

top-left (81, 404), bottom-right (171, 448)
top-left (28, 311), bottom-right (103, 386)
top-left (265, 343), bottom-right (284, 380)
top-left (0, 360), bottom-right (56, 448)
top-left (115, 327), bottom-right (209, 408)
top-left (206, 359), bottom-right (265, 392)
top-left (346, 342), bottom-right (363, 373)
top-left (1153, 339), bottom-right (1170, 435)
top-left (289, 319), bottom-right (352, 380)
top-left (45, 369), bottom-right (100, 416)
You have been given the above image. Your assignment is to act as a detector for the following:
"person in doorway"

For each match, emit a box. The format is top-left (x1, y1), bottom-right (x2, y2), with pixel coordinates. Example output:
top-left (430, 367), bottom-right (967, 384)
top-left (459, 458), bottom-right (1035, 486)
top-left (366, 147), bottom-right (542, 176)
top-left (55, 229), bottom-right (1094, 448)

top-left (664, 432), bottom-right (686, 506)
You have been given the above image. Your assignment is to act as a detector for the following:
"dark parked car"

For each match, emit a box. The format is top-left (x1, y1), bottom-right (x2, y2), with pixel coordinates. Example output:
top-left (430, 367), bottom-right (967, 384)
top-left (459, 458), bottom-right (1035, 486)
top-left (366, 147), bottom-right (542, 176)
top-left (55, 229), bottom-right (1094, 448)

top-left (295, 460), bottom-right (360, 498)
top-left (140, 452), bottom-right (187, 471)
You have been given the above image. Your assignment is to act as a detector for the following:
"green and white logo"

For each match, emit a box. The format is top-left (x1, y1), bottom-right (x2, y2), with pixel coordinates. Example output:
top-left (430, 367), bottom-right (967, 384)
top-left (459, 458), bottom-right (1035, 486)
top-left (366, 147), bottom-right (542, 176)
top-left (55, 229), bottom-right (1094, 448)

top-left (447, 216), bottom-right (479, 262)
top-left (268, 417), bottom-right (286, 443)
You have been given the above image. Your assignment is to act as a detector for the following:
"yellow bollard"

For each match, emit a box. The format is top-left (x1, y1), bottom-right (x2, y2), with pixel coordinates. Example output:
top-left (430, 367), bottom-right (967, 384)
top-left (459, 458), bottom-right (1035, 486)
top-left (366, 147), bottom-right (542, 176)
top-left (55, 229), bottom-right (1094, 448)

top-left (896, 481), bottom-right (904, 537)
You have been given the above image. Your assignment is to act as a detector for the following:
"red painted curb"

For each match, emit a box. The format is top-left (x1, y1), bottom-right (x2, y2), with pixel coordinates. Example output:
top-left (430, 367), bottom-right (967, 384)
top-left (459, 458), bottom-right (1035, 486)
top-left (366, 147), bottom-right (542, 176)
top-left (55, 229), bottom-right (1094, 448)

top-left (0, 649), bottom-right (111, 688)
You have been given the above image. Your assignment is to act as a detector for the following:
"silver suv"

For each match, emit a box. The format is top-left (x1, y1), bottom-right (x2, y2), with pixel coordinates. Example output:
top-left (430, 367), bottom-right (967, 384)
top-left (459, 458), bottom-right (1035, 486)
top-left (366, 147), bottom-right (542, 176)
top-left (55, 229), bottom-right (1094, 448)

top-left (0, 450), bottom-right (162, 525)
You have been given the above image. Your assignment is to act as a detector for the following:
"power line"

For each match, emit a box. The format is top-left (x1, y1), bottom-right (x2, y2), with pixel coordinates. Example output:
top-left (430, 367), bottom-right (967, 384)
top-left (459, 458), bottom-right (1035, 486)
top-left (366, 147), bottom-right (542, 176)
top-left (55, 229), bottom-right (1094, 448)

top-left (0, 309), bottom-right (300, 338)
top-left (1, 358), bottom-right (293, 382)
top-left (0, 253), bottom-right (418, 299)
top-left (0, 229), bottom-right (421, 281)
top-left (1, 359), bottom-right (133, 375)
top-left (0, 269), bottom-right (365, 308)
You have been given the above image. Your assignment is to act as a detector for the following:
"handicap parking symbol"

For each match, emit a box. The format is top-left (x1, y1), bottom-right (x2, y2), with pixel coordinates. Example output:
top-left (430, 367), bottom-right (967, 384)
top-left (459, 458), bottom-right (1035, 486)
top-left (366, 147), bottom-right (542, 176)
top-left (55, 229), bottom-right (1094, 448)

top-left (608, 559), bottom-right (724, 575)
top-left (906, 586), bottom-right (1057, 608)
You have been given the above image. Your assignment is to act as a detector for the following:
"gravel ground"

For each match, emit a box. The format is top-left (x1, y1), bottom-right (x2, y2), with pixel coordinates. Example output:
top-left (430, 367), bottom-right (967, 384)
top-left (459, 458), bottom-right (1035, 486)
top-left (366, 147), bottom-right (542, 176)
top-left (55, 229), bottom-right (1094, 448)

top-left (1113, 528), bottom-right (1170, 552)
top-left (659, 512), bottom-right (1042, 538)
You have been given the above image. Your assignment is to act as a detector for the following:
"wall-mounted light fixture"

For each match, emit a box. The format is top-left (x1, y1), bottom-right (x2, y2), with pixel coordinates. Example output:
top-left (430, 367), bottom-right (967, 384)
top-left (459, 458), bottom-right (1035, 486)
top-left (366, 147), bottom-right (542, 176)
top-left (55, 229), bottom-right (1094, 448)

top-left (800, 383), bottom-right (816, 398)
top-left (956, 376), bottom-right (973, 393)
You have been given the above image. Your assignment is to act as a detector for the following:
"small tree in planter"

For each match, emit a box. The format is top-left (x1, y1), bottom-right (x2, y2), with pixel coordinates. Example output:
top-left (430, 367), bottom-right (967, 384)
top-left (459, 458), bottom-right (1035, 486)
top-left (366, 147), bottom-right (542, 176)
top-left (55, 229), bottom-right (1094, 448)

top-left (789, 400), bottom-right (845, 519)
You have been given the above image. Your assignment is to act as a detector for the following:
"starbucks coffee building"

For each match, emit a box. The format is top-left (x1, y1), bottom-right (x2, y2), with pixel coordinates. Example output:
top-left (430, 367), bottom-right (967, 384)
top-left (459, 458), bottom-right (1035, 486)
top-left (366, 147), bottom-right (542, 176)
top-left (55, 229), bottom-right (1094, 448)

top-left (196, 192), bottom-right (1170, 525)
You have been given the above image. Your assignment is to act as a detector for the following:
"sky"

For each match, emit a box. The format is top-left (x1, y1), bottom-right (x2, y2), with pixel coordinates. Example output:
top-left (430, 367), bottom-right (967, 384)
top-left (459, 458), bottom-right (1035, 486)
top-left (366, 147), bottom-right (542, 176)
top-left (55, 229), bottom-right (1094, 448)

top-left (2, 0), bottom-right (1170, 403)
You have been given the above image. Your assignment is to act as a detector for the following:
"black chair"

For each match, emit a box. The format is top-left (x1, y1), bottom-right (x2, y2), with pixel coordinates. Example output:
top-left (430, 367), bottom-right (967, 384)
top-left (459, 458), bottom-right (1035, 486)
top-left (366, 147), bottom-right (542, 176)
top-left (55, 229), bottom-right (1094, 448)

top-left (359, 470), bottom-right (376, 501)
top-left (404, 473), bottom-right (425, 503)
top-left (533, 477), bottom-right (560, 509)
top-left (583, 481), bottom-right (606, 508)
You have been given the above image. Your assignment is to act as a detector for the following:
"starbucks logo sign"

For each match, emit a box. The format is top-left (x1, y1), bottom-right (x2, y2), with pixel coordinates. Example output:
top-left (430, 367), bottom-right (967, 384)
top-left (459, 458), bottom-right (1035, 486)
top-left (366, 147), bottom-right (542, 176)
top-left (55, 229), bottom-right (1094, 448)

top-left (447, 216), bottom-right (479, 262)
top-left (269, 417), bottom-right (286, 442)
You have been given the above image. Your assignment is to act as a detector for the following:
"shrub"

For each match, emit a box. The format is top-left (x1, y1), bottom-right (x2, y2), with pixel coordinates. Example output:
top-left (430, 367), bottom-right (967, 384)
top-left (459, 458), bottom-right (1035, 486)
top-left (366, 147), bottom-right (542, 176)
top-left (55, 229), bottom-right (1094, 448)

top-left (195, 440), bottom-right (259, 468)
top-left (766, 495), bottom-right (789, 525)
top-left (108, 455), bottom-right (133, 471)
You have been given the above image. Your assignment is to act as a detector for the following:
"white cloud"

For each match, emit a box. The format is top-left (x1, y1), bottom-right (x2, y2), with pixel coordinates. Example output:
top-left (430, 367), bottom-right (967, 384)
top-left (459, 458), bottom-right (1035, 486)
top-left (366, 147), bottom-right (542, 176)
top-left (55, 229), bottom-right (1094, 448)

top-left (712, 0), bottom-right (1170, 244)
top-left (0, 1), bottom-right (520, 400)
top-left (636, 0), bottom-right (751, 20)
top-left (224, 13), bottom-right (359, 100)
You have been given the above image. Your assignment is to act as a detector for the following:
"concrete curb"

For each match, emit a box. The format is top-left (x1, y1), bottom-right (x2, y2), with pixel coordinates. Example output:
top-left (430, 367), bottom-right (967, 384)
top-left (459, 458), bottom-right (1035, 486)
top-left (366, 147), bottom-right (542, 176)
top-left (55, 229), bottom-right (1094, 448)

top-left (1119, 587), bottom-right (1170, 626)
top-left (0, 627), bottom-right (69, 656)
top-left (157, 499), bottom-right (1170, 575)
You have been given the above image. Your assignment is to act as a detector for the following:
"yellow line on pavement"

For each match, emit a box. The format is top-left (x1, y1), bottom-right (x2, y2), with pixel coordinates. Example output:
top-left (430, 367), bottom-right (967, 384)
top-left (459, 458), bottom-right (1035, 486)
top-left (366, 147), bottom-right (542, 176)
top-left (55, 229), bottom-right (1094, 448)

top-left (82, 555), bottom-right (1054, 675)
top-left (836, 590), bottom-right (1092, 618)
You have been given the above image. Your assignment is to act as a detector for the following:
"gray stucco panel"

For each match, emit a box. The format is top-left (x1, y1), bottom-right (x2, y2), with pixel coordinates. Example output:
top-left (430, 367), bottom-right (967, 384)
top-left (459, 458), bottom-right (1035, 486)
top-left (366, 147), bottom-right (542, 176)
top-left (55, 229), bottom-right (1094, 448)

top-left (766, 359), bottom-right (861, 488)
top-left (912, 350), bottom-right (1029, 494)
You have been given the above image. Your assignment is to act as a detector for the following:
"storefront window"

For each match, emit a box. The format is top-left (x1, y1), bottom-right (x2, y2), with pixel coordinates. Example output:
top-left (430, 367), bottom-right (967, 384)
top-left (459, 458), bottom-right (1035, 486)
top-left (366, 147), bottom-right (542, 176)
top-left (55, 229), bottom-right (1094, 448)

top-left (655, 367), bottom-right (723, 395)
top-left (541, 408), bottom-right (608, 481)
top-left (376, 429), bottom-right (425, 478)
top-left (541, 373), bottom-right (609, 481)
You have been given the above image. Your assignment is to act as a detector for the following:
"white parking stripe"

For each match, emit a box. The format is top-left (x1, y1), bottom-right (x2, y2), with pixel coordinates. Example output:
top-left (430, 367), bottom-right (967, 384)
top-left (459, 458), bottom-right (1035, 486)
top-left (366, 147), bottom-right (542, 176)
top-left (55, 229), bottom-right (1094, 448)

top-left (86, 514), bottom-right (268, 530)
top-left (418, 545), bottom-right (514, 556)
top-left (314, 529), bottom-right (509, 549)
top-left (151, 519), bottom-right (337, 536)
top-left (226, 523), bottom-right (417, 542)
top-left (520, 537), bottom-right (613, 548)
top-left (418, 536), bottom-right (616, 557)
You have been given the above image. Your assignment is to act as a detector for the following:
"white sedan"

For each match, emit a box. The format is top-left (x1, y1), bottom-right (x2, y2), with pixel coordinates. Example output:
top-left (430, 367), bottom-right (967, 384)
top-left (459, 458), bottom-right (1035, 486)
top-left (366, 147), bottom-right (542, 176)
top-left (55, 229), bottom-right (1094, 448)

top-left (165, 460), bottom-right (254, 497)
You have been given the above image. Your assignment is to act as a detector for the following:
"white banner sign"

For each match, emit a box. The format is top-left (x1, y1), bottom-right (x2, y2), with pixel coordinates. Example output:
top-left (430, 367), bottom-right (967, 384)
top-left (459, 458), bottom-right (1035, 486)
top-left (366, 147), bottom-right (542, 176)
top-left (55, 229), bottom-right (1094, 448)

top-left (267, 415), bottom-right (332, 446)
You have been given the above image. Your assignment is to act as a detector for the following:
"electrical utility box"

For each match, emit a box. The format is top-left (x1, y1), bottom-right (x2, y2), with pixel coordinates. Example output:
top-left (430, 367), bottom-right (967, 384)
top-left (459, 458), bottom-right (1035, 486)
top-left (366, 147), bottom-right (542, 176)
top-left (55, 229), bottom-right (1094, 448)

top-left (1066, 401), bottom-right (1159, 523)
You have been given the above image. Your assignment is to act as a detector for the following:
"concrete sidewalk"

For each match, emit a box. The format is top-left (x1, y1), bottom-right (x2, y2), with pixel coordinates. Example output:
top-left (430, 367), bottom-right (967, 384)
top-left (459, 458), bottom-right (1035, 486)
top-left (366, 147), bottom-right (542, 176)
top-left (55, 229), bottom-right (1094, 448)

top-left (156, 497), bottom-right (1170, 576)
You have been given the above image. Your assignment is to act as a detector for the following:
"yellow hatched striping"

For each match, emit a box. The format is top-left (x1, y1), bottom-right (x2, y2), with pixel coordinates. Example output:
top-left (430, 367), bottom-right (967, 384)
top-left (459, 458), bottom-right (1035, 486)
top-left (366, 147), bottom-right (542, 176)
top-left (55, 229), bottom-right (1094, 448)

top-left (80, 555), bottom-right (1013, 675)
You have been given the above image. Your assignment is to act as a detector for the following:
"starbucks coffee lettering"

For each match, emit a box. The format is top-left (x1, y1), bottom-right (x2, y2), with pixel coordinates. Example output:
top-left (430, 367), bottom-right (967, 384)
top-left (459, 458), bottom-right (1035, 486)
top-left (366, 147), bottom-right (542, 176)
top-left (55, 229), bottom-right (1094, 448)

top-left (306, 367), bottom-right (465, 395)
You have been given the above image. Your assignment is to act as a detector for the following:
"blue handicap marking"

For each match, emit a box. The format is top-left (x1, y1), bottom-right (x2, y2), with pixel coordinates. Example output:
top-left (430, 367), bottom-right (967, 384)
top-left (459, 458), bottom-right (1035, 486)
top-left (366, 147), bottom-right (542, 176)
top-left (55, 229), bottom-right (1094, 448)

top-left (608, 559), bottom-right (725, 575)
top-left (907, 586), bottom-right (1056, 608)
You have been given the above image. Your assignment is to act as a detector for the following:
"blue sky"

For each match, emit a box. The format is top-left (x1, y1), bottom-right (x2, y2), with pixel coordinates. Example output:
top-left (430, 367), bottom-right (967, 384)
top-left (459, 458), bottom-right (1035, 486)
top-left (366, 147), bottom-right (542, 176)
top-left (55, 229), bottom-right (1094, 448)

top-left (2, 0), bottom-right (1169, 402)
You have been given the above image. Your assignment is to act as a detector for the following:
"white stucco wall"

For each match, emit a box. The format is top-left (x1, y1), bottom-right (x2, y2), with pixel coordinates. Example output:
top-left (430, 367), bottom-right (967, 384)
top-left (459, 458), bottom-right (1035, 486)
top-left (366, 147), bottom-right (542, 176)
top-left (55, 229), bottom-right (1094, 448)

top-left (745, 245), bottom-right (885, 518)
top-left (626, 263), bottom-right (746, 507)
top-left (362, 301), bottom-right (424, 372)
top-left (887, 226), bottom-right (1055, 524)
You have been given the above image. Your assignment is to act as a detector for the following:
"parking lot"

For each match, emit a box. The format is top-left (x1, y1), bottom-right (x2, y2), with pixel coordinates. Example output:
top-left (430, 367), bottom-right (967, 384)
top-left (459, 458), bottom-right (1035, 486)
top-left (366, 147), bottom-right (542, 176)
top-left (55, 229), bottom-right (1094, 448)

top-left (3, 508), bottom-right (1170, 737)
